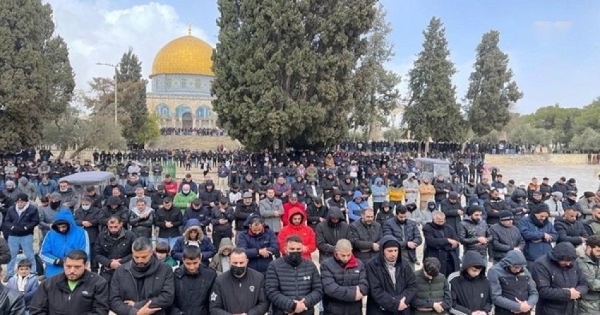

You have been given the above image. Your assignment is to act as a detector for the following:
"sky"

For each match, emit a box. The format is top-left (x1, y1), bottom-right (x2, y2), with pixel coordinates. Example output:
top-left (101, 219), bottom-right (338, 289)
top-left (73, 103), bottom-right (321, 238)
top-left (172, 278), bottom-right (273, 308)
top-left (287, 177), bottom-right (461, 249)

top-left (44, 0), bottom-right (600, 114)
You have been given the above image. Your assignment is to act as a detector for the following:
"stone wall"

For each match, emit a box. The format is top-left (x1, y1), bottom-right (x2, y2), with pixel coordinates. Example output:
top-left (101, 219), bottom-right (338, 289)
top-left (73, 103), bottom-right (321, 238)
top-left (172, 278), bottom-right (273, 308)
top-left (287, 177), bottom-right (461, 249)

top-left (486, 154), bottom-right (588, 166)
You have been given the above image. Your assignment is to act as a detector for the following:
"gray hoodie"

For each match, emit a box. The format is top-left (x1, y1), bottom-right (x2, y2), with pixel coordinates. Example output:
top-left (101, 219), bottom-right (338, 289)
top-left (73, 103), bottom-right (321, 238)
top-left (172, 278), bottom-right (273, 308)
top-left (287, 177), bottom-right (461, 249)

top-left (487, 250), bottom-right (538, 313)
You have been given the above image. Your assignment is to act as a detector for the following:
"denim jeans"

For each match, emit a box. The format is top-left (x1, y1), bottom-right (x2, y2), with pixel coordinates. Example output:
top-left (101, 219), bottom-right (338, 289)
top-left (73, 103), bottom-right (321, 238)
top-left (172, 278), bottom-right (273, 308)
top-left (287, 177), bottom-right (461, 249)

top-left (7, 234), bottom-right (36, 277)
top-left (153, 174), bottom-right (162, 185)
top-left (157, 237), bottom-right (178, 250)
top-left (140, 176), bottom-right (150, 187)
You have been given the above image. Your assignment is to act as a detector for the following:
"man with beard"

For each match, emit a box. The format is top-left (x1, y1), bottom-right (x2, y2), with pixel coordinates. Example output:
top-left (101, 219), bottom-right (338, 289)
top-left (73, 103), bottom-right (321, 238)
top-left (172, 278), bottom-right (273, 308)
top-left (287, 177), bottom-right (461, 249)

top-left (545, 191), bottom-right (564, 223)
top-left (487, 250), bottom-right (538, 315)
top-left (199, 179), bottom-right (222, 211)
top-left (171, 246), bottom-right (217, 315)
top-left (578, 191), bottom-right (596, 221)
top-left (237, 215), bottom-right (279, 274)
top-left (265, 235), bottom-right (323, 315)
top-left (154, 197), bottom-right (182, 249)
top-left (99, 196), bottom-right (130, 230)
top-left (383, 206), bottom-right (422, 270)
top-left (348, 208), bottom-right (382, 264)
top-left (325, 190), bottom-right (348, 218)
top-left (110, 237), bottom-right (175, 315)
top-left (577, 234), bottom-right (600, 315)
top-left (234, 192), bottom-right (259, 238)
top-left (365, 235), bottom-right (417, 315)
top-left (320, 239), bottom-right (368, 315)
top-left (518, 204), bottom-right (557, 266)
top-left (584, 204), bottom-right (600, 235)
top-left (94, 216), bottom-right (136, 283)
top-left (554, 206), bottom-right (588, 247)
top-left (30, 250), bottom-right (109, 315)
top-left (209, 248), bottom-right (270, 314)
top-left (320, 172), bottom-right (338, 201)
top-left (484, 189), bottom-right (508, 226)
top-left (259, 188), bottom-right (284, 235)
top-left (306, 198), bottom-right (328, 230)
top-left (316, 207), bottom-right (350, 263)
top-left (151, 185), bottom-right (172, 210)
top-left (210, 197), bottom-right (234, 248)
top-left (458, 205), bottom-right (492, 265)
top-left (423, 211), bottom-right (460, 277)
top-left (489, 211), bottom-right (525, 263)
top-left (531, 242), bottom-right (588, 315)
top-left (440, 191), bottom-right (464, 234)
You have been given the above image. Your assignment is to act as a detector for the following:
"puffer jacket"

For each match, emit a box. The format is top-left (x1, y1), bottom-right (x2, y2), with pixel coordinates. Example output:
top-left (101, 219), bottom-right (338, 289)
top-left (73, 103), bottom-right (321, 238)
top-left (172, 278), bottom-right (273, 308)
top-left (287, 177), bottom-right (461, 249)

top-left (458, 218), bottom-right (491, 256)
top-left (171, 264), bottom-right (216, 315)
top-left (348, 219), bottom-right (382, 264)
top-left (440, 198), bottom-right (463, 234)
top-left (383, 217), bottom-right (422, 263)
top-left (320, 254), bottom-right (368, 315)
top-left (487, 250), bottom-right (538, 315)
top-left (489, 222), bottom-right (525, 261)
top-left (171, 219), bottom-right (216, 266)
top-left (347, 191), bottom-right (369, 222)
top-left (448, 251), bottom-right (492, 314)
top-left (370, 178), bottom-right (388, 203)
top-left (553, 217), bottom-right (588, 247)
top-left (94, 228), bottom-right (136, 279)
top-left (505, 190), bottom-right (528, 221)
top-left (233, 200), bottom-right (258, 231)
top-left (577, 254), bottom-right (600, 315)
top-left (315, 207), bottom-right (350, 262)
top-left (236, 214), bottom-right (279, 274)
top-left (484, 197), bottom-right (507, 225)
top-left (277, 208), bottom-right (316, 260)
top-left (264, 255), bottom-right (323, 315)
top-left (518, 215), bottom-right (557, 262)
top-left (531, 243), bottom-right (589, 315)
top-left (128, 207), bottom-right (154, 239)
top-left (365, 235), bottom-right (417, 315)
top-left (411, 270), bottom-right (451, 315)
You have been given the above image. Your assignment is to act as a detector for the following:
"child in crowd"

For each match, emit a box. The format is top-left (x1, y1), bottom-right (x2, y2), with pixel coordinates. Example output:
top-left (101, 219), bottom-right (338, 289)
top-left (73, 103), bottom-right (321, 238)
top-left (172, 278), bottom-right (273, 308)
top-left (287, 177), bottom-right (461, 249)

top-left (7, 259), bottom-right (38, 313)
top-left (155, 242), bottom-right (178, 267)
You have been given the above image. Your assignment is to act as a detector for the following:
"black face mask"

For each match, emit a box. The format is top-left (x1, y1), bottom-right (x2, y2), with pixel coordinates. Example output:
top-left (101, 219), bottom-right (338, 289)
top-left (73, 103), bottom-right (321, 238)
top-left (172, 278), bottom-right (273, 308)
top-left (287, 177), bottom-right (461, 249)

top-left (230, 265), bottom-right (247, 277)
top-left (50, 201), bottom-right (61, 210)
top-left (286, 251), bottom-right (303, 266)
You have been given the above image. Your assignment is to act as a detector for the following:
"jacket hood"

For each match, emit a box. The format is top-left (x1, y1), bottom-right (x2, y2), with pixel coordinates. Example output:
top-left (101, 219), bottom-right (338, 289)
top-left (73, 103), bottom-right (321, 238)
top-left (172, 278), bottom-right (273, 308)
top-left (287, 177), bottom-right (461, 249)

top-left (460, 250), bottom-right (486, 272)
top-left (498, 250), bottom-right (527, 268)
top-left (352, 190), bottom-right (363, 200)
top-left (287, 207), bottom-right (306, 225)
top-left (511, 189), bottom-right (526, 201)
top-left (183, 219), bottom-right (204, 240)
top-left (217, 238), bottom-right (234, 254)
top-left (327, 207), bottom-right (343, 220)
top-left (374, 177), bottom-right (384, 185)
top-left (243, 213), bottom-right (267, 229)
top-left (51, 210), bottom-right (77, 233)
top-left (427, 199), bottom-right (436, 209)
top-left (549, 242), bottom-right (578, 262)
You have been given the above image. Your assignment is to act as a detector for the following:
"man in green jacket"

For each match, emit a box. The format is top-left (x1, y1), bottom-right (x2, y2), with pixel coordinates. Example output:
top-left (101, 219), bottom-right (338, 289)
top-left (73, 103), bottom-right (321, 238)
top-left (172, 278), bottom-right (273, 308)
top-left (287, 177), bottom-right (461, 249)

top-left (578, 234), bottom-right (600, 315)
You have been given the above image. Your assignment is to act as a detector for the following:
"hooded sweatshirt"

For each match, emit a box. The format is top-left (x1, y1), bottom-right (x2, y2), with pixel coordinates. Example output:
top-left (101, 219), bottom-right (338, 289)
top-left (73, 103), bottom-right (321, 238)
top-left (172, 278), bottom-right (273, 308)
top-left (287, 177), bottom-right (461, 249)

top-left (448, 251), bottom-right (492, 314)
top-left (39, 210), bottom-right (90, 277)
top-left (370, 177), bottom-right (388, 203)
top-left (487, 250), bottom-right (539, 314)
top-left (348, 191), bottom-right (369, 222)
top-left (315, 207), bottom-right (350, 262)
top-left (277, 208), bottom-right (316, 260)
top-left (209, 237), bottom-right (234, 274)
top-left (171, 219), bottom-right (216, 266)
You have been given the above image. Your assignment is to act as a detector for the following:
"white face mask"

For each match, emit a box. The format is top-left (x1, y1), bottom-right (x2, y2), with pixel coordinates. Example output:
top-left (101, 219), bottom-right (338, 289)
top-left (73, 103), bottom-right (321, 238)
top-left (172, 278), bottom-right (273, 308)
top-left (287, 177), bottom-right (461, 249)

top-left (182, 190), bottom-right (190, 194)
top-left (59, 188), bottom-right (68, 192)
top-left (81, 205), bottom-right (91, 211)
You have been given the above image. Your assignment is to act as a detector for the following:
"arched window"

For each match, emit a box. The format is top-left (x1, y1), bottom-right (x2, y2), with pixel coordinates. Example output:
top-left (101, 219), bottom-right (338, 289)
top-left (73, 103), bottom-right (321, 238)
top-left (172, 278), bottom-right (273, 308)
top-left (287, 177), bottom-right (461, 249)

top-left (155, 104), bottom-right (171, 118)
top-left (196, 105), bottom-right (212, 119)
top-left (175, 105), bottom-right (192, 119)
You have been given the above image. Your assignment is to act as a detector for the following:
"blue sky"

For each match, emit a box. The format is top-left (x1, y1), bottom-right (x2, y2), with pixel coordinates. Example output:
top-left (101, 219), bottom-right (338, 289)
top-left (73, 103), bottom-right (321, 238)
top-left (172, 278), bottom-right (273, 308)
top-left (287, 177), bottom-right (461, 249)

top-left (47, 0), bottom-right (599, 114)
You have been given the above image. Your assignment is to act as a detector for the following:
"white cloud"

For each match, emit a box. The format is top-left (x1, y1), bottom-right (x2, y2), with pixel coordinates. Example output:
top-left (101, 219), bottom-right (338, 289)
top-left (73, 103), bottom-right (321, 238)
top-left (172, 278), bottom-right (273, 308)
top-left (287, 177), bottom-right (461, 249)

top-left (44, 0), bottom-right (213, 93)
top-left (533, 20), bottom-right (572, 37)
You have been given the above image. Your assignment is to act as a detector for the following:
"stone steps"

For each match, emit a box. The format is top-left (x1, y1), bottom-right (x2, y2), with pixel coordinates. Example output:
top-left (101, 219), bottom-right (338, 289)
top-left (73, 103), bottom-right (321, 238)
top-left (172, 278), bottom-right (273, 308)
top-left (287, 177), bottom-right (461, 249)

top-left (146, 135), bottom-right (241, 151)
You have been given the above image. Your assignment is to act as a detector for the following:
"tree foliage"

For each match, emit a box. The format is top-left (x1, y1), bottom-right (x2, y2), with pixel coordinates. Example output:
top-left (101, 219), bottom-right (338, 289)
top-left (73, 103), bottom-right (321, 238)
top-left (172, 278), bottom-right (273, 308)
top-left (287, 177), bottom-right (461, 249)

top-left (212, 0), bottom-right (376, 150)
top-left (351, 4), bottom-right (400, 131)
top-left (523, 104), bottom-right (579, 145)
top-left (116, 48), bottom-right (148, 144)
top-left (507, 123), bottom-right (553, 146)
top-left (570, 128), bottom-right (600, 152)
top-left (402, 17), bottom-right (465, 150)
top-left (383, 127), bottom-right (403, 143)
top-left (0, 0), bottom-right (75, 153)
top-left (465, 30), bottom-right (523, 136)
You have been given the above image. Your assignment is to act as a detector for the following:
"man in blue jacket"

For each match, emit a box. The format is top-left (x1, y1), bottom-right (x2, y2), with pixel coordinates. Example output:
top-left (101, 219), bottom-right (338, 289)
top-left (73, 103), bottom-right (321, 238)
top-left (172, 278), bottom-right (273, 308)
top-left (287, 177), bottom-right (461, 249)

top-left (39, 210), bottom-right (90, 277)
top-left (370, 177), bottom-right (388, 216)
top-left (518, 204), bottom-right (557, 267)
top-left (236, 214), bottom-right (279, 274)
top-left (2, 193), bottom-right (39, 282)
top-left (348, 191), bottom-right (369, 223)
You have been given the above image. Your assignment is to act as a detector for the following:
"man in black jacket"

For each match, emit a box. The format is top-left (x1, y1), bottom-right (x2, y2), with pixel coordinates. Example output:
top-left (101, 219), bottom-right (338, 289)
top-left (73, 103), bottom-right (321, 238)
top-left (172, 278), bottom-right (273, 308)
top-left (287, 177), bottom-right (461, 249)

top-left (209, 247), bottom-right (270, 314)
top-left (171, 246), bottom-right (216, 315)
top-left (30, 249), bottom-right (109, 315)
top-left (74, 197), bottom-right (101, 272)
top-left (94, 215), bottom-right (136, 283)
top-left (488, 250), bottom-right (538, 315)
top-left (321, 239), bottom-right (368, 315)
top-left (383, 206), bottom-right (422, 270)
top-left (422, 211), bottom-right (460, 277)
top-left (489, 210), bottom-right (525, 263)
top-left (365, 235), bottom-right (416, 315)
top-left (265, 234), bottom-right (323, 315)
top-left (554, 206), bottom-right (588, 247)
top-left (154, 197), bottom-right (182, 249)
top-left (448, 250), bottom-right (493, 314)
top-left (109, 237), bottom-right (175, 315)
top-left (458, 205), bottom-right (492, 264)
top-left (2, 193), bottom-right (39, 282)
top-left (531, 242), bottom-right (588, 315)
top-left (210, 198), bottom-right (234, 248)
top-left (315, 207), bottom-right (350, 263)
top-left (440, 191), bottom-right (464, 234)
top-left (0, 282), bottom-right (25, 314)
top-left (433, 174), bottom-right (451, 209)
top-left (348, 208), bottom-right (382, 264)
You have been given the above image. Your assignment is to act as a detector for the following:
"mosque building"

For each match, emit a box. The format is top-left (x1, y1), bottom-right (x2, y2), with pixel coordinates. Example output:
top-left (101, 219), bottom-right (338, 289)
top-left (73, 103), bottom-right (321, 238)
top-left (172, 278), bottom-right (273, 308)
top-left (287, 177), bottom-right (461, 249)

top-left (146, 29), bottom-right (217, 129)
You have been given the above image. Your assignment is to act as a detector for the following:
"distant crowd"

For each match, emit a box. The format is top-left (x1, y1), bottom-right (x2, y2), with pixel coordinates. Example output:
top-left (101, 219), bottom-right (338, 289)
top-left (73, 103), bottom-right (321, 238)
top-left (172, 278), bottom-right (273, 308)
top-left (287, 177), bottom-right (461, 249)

top-left (160, 127), bottom-right (226, 136)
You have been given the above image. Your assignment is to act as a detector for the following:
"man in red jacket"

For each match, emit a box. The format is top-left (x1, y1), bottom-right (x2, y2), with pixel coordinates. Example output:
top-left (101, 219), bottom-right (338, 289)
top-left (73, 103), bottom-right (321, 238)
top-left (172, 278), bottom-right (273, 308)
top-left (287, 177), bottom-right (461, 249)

top-left (277, 208), bottom-right (315, 260)
top-left (282, 193), bottom-right (306, 227)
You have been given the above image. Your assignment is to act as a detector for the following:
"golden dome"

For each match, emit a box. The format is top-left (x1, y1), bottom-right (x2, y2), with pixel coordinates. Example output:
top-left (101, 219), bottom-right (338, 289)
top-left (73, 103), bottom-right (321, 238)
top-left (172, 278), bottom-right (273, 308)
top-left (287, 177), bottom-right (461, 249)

top-left (151, 35), bottom-right (214, 77)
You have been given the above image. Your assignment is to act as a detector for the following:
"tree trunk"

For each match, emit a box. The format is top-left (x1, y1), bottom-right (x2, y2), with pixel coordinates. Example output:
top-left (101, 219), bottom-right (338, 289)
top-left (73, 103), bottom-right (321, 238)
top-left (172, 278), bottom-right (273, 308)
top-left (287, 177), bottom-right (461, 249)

top-left (58, 145), bottom-right (67, 159)
top-left (69, 143), bottom-right (91, 159)
top-left (424, 141), bottom-right (430, 157)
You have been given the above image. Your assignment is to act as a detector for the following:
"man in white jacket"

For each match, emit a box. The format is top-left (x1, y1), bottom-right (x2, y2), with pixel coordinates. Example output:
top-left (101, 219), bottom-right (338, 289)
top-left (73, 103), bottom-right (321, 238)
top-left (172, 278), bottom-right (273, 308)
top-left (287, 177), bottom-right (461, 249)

top-left (545, 191), bottom-right (564, 223)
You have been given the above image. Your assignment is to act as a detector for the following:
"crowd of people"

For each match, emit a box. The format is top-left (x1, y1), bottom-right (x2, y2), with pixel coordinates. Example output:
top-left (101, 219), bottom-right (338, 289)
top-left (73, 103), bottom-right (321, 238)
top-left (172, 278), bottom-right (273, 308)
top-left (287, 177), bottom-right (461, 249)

top-left (0, 146), bottom-right (599, 314)
top-left (160, 127), bottom-right (226, 136)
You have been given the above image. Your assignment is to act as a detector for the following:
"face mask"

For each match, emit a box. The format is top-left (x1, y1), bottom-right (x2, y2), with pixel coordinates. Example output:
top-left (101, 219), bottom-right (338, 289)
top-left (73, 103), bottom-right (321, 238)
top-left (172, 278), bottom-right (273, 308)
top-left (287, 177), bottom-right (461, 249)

top-left (182, 190), bottom-right (190, 194)
top-left (59, 188), bottom-right (68, 192)
top-left (230, 265), bottom-right (247, 277)
top-left (50, 201), bottom-right (61, 210)
top-left (81, 205), bottom-right (91, 211)
top-left (287, 251), bottom-right (303, 265)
